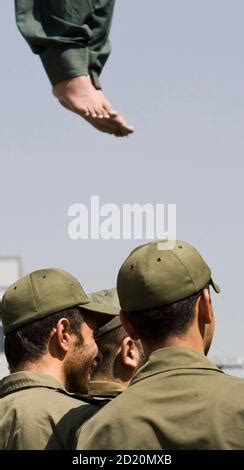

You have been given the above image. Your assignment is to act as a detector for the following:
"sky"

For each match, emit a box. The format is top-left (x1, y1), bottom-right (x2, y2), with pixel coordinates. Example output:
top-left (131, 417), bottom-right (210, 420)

top-left (0, 0), bottom-right (244, 372)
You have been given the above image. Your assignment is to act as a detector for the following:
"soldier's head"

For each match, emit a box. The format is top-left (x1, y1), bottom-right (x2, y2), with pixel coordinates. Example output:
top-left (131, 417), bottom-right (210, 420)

top-left (89, 289), bottom-right (144, 388)
top-left (117, 240), bottom-right (220, 358)
top-left (2, 268), bottom-right (119, 393)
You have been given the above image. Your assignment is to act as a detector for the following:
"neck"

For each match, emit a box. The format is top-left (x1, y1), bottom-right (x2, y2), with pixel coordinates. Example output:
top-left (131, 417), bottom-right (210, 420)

top-left (142, 331), bottom-right (205, 360)
top-left (13, 356), bottom-right (65, 386)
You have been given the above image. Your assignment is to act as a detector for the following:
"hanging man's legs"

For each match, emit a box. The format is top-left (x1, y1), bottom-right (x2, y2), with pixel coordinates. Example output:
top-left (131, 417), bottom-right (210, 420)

top-left (15, 0), bottom-right (134, 137)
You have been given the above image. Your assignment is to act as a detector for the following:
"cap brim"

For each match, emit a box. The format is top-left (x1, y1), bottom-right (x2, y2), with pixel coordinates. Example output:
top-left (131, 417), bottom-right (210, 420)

top-left (96, 316), bottom-right (122, 338)
top-left (210, 278), bottom-right (220, 293)
top-left (78, 301), bottom-right (120, 316)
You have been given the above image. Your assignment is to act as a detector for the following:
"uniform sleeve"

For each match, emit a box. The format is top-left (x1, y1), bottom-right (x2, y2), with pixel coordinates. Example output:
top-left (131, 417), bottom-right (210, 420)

top-left (15, 0), bottom-right (115, 87)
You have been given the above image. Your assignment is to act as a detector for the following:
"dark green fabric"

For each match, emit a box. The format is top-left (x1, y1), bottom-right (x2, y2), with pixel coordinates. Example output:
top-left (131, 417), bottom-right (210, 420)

top-left (0, 371), bottom-right (101, 449)
top-left (77, 348), bottom-right (244, 450)
top-left (15, 0), bottom-right (116, 87)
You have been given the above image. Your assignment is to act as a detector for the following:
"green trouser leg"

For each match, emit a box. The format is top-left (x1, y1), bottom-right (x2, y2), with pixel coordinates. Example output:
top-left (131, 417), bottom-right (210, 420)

top-left (15, 0), bottom-right (116, 87)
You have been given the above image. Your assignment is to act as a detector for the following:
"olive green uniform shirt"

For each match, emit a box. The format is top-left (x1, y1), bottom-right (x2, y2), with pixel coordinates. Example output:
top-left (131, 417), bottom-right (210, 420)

top-left (89, 380), bottom-right (126, 399)
top-left (77, 348), bottom-right (244, 450)
top-left (0, 371), bottom-right (103, 449)
top-left (15, 0), bottom-right (116, 88)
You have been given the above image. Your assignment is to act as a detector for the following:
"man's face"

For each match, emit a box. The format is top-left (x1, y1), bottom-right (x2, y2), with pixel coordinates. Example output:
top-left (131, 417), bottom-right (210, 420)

top-left (64, 314), bottom-right (98, 394)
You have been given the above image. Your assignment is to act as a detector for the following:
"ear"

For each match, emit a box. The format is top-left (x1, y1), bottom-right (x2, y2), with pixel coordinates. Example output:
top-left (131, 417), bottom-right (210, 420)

top-left (120, 337), bottom-right (140, 370)
top-left (198, 288), bottom-right (213, 324)
top-left (55, 318), bottom-right (72, 352)
top-left (120, 310), bottom-right (140, 340)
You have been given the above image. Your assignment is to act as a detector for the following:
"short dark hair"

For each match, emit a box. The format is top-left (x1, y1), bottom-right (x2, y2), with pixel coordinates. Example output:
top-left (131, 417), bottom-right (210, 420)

top-left (94, 326), bottom-right (127, 379)
top-left (4, 307), bottom-right (84, 371)
top-left (125, 289), bottom-right (206, 343)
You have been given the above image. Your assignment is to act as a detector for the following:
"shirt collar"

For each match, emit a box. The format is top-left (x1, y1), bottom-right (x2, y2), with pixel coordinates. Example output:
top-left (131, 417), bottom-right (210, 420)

top-left (0, 371), bottom-right (66, 396)
top-left (131, 347), bottom-right (223, 385)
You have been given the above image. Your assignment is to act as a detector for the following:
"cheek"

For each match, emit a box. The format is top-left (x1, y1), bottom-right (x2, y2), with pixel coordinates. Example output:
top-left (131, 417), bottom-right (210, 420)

top-left (84, 335), bottom-right (98, 357)
top-left (91, 338), bottom-right (98, 356)
top-left (80, 323), bottom-right (98, 357)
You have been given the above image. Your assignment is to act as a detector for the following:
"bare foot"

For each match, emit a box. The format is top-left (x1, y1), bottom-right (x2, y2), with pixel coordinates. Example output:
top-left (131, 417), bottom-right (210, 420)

top-left (53, 76), bottom-right (134, 137)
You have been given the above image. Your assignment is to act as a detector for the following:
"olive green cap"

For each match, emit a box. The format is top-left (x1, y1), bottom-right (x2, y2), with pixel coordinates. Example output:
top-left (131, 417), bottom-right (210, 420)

top-left (2, 268), bottom-right (118, 335)
top-left (117, 240), bottom-right (220, 312)
top-left (89, 288), bottom-right (119, 309)
top-left (89, 288), bottom-right (121, 338)
top-left (95, 316), bottom-right (122, 338)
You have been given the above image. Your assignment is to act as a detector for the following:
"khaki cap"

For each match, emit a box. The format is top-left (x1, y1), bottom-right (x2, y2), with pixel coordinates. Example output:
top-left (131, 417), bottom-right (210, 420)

top-left (89, 288), bottom-right (119, 309)
top-left (95, 316), bottom-right (121, 338)
top-left (117, 240), bottom-right (220, 312)
top-left (88, 288), bottom-right (121, 338)
top-left (2, 268), bottom-right (118, 335)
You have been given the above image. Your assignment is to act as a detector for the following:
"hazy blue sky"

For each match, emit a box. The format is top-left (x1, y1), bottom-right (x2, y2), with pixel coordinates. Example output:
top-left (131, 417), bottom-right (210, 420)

top-left (1, 1), bottom-right (244, 369)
